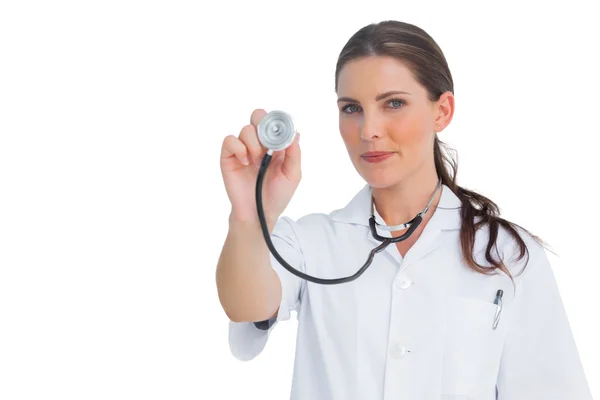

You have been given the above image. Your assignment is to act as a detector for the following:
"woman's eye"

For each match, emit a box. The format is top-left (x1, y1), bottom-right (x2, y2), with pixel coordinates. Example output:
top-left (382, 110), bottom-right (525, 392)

top-left (389, 99), bottom-right (405, 108)
top-left (341, 104), bottom-right (360, 114)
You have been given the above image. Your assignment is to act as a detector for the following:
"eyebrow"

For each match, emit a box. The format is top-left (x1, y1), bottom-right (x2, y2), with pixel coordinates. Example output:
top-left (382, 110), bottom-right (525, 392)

top-left (336, 90), bottom-right (412, 103)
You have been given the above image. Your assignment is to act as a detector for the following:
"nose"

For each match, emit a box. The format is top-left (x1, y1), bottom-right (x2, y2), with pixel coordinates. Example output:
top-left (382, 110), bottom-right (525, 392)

top-left (359, 112), bottom-right (384, 141)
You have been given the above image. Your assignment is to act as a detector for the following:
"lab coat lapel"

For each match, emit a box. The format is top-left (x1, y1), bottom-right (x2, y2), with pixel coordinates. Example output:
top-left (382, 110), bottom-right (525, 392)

top-left (400, 205), bottom-right (460, 268)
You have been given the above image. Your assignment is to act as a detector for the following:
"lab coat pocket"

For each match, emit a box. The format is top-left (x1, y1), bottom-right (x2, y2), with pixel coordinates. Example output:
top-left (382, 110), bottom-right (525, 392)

top-left (441, 297), bottom-right (507, 397)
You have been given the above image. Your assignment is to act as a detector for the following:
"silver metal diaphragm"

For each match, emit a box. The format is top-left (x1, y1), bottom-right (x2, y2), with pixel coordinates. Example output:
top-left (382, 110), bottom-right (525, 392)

top-left (257, 110), bottom-right (296, 151)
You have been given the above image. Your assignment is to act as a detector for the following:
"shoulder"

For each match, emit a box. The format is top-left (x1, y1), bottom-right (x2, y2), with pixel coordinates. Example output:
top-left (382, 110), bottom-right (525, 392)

top-left (274, 210), bottom-right (347, 239)
top-left (275, 183), bottom-right (370, 238)
top-left (471, 216), bottom-right (549, 279)
top-left (272, 191), bottom-right (368, 253)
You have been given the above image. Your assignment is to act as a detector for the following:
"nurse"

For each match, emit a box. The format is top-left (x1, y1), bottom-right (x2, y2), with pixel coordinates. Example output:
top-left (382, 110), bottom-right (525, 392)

top-left (216, 20), bottom-right (593, 399)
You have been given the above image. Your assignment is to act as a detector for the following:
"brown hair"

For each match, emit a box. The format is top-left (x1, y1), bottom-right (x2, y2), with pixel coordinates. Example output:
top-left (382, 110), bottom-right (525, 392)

top-left (334, 20), bottom-right (552, 281)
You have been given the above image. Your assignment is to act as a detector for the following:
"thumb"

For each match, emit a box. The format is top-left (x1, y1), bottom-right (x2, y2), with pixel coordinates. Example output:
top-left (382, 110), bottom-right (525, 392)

top-left (281, 132), bottom-right (301, 179)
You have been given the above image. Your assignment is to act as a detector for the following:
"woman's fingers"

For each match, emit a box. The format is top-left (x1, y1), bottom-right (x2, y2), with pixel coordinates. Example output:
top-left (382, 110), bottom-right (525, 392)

top-left (282, 132), bottom-right (301, 180)
top-left (221, 134), bottom-right (249, 166)
top-left (238, 124), bottom-right (264, 166)
top-left (250, 108), bottom-right (267, 128)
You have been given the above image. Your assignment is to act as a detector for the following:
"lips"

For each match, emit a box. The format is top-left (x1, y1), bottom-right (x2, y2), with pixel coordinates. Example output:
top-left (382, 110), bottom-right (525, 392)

top-left (361, 151), bottom-right (395, 163)
top-left (362, 151), bottom-right (393, 157)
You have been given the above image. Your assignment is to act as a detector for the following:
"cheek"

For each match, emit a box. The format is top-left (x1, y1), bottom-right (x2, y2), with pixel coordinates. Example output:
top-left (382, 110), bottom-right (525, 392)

top-left (390, 115), bottom-right (430, 147)
top-left (339, 118), bottom-right (360, 148)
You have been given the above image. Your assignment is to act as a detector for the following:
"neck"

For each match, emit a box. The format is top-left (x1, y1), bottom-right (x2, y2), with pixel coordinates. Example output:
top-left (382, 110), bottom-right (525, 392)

top-left (372, 165), bottom-right (442, 226)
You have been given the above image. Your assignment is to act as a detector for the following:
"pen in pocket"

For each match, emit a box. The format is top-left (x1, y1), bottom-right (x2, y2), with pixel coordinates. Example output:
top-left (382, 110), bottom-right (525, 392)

top-left (492, 289), bottom-right (503, 330)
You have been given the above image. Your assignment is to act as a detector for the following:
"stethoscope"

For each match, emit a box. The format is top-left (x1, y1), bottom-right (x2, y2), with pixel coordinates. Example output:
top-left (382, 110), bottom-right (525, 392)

top-left (256, 110), bottom-right (442, 285)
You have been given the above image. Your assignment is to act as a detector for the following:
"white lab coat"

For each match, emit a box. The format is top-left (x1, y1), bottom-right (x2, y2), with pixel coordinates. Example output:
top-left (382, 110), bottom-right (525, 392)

top-left (228, 184), bottom-right (593, 399)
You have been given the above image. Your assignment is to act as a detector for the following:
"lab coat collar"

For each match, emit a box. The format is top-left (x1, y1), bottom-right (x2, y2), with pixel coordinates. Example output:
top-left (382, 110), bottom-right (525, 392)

top-left (331, 182), bottom-right (463, 233)
top-left (331, 183), bottom-right (463, 265)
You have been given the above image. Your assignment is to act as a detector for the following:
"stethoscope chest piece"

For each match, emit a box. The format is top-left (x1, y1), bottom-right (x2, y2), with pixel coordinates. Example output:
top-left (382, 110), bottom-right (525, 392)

top-left (257, 110), bottom-right (296, 151)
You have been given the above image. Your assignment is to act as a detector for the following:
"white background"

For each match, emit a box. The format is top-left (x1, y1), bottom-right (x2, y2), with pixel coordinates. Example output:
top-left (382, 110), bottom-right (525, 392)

top-left (1, 1), bottom-right (598, 399)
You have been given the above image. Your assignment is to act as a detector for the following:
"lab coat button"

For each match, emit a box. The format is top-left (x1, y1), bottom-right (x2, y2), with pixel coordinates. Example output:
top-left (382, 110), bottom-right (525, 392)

top-left (390, 343), bottom-right (407, 359)
top-left (395, 276), bottom-right (412, 289)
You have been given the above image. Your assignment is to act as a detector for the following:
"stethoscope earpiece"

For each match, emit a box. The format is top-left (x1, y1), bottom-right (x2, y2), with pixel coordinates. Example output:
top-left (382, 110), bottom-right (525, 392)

top-left (257, 110), bottom-right (296, 152)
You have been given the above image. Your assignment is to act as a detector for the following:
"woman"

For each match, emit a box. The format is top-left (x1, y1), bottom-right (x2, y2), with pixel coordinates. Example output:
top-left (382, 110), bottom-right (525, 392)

top-left (216, 20), bottom-right (592, 399)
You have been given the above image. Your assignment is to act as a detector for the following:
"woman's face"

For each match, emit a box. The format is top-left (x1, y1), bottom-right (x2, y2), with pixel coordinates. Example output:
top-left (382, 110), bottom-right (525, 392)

top-left (336, 56), bottom-right (453, 188)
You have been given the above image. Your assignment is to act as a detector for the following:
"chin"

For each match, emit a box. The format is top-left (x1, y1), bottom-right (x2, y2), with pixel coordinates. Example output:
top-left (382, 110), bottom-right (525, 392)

top-left (360, 169), bottom-right (403, 189)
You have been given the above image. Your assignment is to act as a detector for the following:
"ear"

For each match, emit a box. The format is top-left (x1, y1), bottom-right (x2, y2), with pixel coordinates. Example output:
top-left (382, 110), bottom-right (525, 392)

top-left (433, 91), bottom-right (454, 133)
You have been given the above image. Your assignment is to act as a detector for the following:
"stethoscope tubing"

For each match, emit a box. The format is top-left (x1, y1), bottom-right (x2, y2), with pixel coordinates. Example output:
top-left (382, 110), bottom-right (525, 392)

top-left (256, 153), bottom-right (419, 285)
